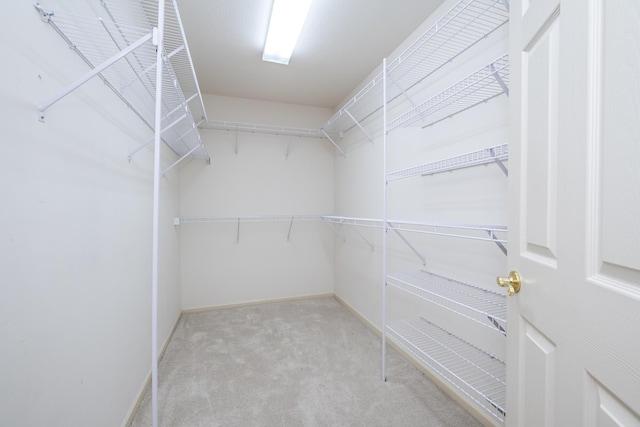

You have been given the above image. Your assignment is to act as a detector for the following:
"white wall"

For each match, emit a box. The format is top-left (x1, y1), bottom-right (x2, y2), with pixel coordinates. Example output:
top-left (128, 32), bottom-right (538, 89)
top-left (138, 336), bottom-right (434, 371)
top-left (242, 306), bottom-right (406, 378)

top-left (179, 95), bottom-right (335, 309)
top-left (332, 0), bottom-right (509, 358)
top-left (0, 4), bottom-right (181, 426)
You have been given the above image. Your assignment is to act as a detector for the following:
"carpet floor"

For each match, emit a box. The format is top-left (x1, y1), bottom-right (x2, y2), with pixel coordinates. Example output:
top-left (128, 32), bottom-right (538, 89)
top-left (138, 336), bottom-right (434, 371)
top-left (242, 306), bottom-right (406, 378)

top-left (130, 296), bottom-right (482, 426)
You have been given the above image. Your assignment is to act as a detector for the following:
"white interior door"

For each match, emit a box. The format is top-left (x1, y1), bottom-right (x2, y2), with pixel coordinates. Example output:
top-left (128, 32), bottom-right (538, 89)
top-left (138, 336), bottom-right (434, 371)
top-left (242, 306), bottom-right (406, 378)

top-left (507, 0), bottom-right (640, 425)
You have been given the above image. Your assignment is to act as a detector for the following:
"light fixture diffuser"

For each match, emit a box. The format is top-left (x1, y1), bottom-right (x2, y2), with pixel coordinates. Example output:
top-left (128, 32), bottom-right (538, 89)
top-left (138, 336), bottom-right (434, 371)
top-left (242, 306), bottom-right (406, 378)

top-left (262, 0), bottom-right (313, 65)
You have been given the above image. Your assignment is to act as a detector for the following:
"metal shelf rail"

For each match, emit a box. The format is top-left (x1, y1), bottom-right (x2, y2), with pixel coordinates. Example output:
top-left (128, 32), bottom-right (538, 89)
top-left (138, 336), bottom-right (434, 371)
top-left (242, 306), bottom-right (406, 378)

top-left (203, 120), bottom-right (324, 139)
top-left (202, 120), bottom-right (335, 158)
top-left (387, 53), bottom-right (509, 131)
top-left (387, 143), bottom-right (508, 181)
top-left (386, 271), bottom-right (506, 333)
top-left (35, 0), bottom-right (209, 169)
top-left (178, 215), bottom-right (323, 224)
top-left (387, 317), bottom-right (506, 423)
top-left (320, 0), bottom-right (509, 142)
top-left (178, 215), bottom-right (323, 243)
top-left (387, 220), bottom-right (506, 244)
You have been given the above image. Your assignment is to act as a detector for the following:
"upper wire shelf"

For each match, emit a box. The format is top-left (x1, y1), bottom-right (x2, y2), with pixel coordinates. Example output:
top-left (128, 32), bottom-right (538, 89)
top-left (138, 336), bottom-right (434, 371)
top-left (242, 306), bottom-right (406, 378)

top-left (320, 0), bottom-right (509, 138)
top-left (203, 120), bottom-right (324, 139)
top-left (35, 0), bottom-right (209, 162)
top-left (387, 143), bottom-right (508, 181)
top-left (387, 270), bottom-right (506, 333)
top-left (387, 53), bottom-right (509, 131)
top-left (387, 317), bottom-right (506, 423)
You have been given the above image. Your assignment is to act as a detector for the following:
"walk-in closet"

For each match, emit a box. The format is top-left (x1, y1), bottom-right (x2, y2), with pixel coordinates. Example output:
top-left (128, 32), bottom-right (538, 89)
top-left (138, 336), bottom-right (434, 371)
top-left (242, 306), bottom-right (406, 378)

top-left (3, 0), bottom-right (640, 426)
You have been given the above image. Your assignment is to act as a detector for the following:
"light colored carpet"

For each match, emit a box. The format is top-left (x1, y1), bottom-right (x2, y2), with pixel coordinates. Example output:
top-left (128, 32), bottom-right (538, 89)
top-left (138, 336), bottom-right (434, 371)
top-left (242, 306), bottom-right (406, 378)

top-left (130, 296), bottom-right (482, 426)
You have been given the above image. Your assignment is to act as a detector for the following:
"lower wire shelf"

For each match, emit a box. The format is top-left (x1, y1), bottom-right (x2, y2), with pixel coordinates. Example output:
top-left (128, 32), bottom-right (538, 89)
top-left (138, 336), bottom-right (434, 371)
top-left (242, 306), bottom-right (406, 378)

top-left (387, 317), bottom-right (506, 424)
top-left (387, 271), bottom-right (507, 334)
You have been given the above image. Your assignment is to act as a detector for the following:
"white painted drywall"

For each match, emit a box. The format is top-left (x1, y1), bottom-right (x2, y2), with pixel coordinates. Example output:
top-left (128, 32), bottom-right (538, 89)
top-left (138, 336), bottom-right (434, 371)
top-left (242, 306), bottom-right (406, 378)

top-left (0, 4), bottom-right (181, 426)
top-left (179, 95), bottom-right (335, 310)
top-left (332, 0), bottom-right (509, 359)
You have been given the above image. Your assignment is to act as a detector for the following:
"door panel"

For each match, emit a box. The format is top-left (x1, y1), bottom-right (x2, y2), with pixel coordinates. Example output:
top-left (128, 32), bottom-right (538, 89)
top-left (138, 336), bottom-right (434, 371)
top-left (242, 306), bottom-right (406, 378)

top-left (508, 0), bottom-right (640, 425)
top-left (522, 12), bottom-right (559, 264)
top-left (585, 373), bottom-right (640, 427)
top-left (593, 0), bottom-right (640, 281)
top-left (522, 319), bottom-right (555, 427)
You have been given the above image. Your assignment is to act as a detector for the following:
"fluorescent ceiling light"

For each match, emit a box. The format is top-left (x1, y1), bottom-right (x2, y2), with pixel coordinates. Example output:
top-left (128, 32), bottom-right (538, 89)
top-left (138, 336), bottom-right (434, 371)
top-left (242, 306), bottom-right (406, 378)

top-left (262, 0), bottom-right (313, 65)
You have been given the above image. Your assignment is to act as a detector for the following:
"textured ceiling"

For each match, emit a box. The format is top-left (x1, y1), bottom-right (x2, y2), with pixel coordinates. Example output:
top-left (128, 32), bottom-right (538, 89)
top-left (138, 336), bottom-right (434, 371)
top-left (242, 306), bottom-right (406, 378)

top-left (176, 0), bottom-right (446, 109)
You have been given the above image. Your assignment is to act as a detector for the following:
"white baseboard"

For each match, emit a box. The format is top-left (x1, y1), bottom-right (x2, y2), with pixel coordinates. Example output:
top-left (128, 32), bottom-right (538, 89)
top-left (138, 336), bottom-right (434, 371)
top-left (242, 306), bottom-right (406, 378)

top-left (333, 294), bottom-right (498, 427)
top-left (121, 311), bottom-right (182, 427)
top-left (181, 292), bottom-right (335, 313)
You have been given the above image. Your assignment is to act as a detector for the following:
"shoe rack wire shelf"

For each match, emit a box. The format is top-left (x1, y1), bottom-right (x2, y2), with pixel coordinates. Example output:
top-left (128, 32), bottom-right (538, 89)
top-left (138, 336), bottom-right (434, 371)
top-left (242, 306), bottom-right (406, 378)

top-left (321, 0), bottom-right (509, 140)
top-left (387, 317), bottom-right (506, 424)
top-left (386, 271), bottom-right (506, 334)
top-left (35, 0), bottom-right (209, 164)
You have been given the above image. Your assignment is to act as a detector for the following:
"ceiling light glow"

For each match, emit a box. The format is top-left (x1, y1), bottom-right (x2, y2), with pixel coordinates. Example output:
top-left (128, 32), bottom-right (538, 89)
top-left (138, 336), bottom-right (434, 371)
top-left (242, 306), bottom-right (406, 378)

top-left (262, 0), bottom-right (313, 65)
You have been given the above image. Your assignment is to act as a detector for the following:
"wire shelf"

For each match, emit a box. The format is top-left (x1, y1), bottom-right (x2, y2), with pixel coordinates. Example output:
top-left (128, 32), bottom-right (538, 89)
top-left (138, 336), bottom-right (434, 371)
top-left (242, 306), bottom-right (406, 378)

top-left (387, 271), bottom-right (506, 334)
top-left (387, 220), bottom-right (507, 244)
top-left (202, 120), bottom-right (324, 139)
top-left (321, 216), bottom-right (385, 229)
top-left (321, 0), bottom-right (509, 138)
top-left (387, 143), bottom-right (508, 181)
top-left (387, 317), bottom-right (506, 423)
top-left (387, 53), bottom-right (509, 131)
top-left (36, 0), bottom-right (209, 161)
top-left (178, 215), bottom-right (323, 224)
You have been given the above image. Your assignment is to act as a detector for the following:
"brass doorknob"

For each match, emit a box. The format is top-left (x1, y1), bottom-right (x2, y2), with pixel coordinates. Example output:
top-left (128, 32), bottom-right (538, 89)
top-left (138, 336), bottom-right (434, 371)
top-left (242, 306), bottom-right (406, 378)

top-left (497, 271), bottom-right (521, 296)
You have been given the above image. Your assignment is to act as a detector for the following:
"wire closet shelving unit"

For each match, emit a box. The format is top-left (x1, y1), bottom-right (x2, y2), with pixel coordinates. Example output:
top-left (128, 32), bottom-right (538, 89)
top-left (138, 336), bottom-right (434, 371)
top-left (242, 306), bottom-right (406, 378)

top-left (34, 2), bottom-right (209, 426)
top-left (320, 0), bottom-right (511, 151)
top-left (371, 0), bottom-right (511, 424)
top-left (35, 0), bottom-right (209, 171)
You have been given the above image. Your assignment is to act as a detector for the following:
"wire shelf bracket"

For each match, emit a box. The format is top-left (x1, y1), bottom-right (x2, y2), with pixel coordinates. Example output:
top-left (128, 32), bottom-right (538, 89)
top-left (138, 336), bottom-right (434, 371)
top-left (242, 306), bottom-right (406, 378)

top-left (35, 22), bottom-right (154, 122)
top-left (487, 229), bottom-right (508, 256)
top-left (344, 110), bottom-right (374, 144)
top-left (318, 129), bottom-right (346, 157)
top-left (324, 221), bottom-right (347, 243)
top-left (387, 222), bottom-right (427, 266)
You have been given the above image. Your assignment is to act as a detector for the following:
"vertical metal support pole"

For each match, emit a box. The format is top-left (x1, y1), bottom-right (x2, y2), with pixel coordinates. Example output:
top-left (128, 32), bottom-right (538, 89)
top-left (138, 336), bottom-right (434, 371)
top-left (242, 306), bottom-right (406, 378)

top-left (236, 217), bottom-right (240, 243)
top-left (151, 2), bottom-right (164, 427)
top-left (381, 58), bottom-right (388, 382)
